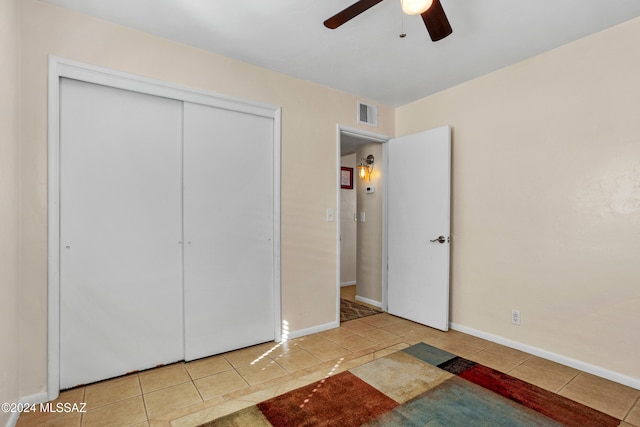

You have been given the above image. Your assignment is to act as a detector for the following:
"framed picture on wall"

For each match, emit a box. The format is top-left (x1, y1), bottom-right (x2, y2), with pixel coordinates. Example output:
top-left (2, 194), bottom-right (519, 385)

top-left (341, 167), bottom-right (353, 189)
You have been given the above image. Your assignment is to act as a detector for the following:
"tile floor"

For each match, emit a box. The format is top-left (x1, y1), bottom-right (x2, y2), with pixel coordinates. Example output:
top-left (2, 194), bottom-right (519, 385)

top-left (17, 287), bottom-right (640, 427)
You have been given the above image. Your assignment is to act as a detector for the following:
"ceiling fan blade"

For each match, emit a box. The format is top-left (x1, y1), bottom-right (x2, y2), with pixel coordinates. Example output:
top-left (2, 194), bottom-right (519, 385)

top-left (324, 0), bottom-right (385, 29)
top-left (421, 0), bottom-right (452, 41)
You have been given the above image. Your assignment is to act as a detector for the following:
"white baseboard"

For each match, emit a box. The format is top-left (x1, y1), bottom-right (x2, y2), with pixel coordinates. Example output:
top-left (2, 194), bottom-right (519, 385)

top-left (355, 295), bottom-right (382, 308)
top-left (450, 322), bottom-right (640, 391)
top-left (288, 320), bottom-right (339, 340)
top-left (340, 281), bottom-right (356, 287)
top-left (5, 412), bottom-right (19, 427)
top-left (4, 392), bottom-right (50, 427)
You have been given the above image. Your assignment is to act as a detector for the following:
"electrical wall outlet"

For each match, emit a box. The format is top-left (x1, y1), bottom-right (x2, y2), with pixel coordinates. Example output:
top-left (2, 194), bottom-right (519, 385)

top-left (511, 309), bottom-right (521, 325)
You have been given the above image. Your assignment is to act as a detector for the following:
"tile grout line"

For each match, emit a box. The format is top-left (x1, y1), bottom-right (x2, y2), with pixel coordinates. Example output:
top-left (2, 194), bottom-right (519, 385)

top-left (556, 370), bottom-right (582, 395)
top-left (190, 371), bottom-right (206, 403)
top-left (505, 353), bottom-right (534, 375)
top-left (621, 394), bottom-right (640, 424)
top-left (79, 385), bottom-right (87, 427)
top-left (233, 362), bottom-right (252, 393)
top-left (183, 361), bottom-right (215, 405)
top-left (136, 373), bottom-right (152, 427)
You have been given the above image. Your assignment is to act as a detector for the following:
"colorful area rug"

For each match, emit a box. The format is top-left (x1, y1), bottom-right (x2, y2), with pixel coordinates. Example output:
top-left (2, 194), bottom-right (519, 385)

top-left (200, 343), bottom-right (621, 427)
top-left (340, 298), bottom-right (383, 322)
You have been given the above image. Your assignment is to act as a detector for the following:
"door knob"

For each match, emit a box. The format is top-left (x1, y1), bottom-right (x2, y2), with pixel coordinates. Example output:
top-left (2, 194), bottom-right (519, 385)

top-left (430, 236), bottom-right (446, 244)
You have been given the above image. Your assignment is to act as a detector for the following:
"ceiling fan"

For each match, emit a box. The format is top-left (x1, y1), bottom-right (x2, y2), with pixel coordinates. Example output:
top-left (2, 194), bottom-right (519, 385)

top-left (324, 0), bottom-right (452, 42)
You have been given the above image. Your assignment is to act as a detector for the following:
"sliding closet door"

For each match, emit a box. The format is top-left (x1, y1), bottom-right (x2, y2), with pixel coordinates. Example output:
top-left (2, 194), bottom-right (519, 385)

top-left (183, 102), bottom-right (275, 360)
top-left (59, 79), bottom-right (184, 388)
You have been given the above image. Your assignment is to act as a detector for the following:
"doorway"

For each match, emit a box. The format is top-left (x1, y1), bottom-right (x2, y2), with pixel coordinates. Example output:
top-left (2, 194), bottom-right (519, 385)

top-left (337, 127), bottom-right (389, 321)
top-left (336, 125), bottom-right (452, 330)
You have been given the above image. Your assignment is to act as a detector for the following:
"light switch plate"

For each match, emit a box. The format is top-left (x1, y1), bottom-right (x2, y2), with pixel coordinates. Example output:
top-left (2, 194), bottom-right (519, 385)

top-left (326, 208), bottom-right (334, 222)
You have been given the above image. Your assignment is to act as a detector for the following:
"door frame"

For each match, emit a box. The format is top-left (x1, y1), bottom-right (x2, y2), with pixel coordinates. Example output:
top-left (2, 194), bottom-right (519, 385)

top-left (48, 56), bottom-right (282, 400)
top-left (335, 125), bottom-right (390, 323)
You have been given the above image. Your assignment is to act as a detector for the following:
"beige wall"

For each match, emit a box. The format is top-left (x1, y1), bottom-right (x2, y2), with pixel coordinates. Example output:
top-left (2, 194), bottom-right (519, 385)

top-left (397, 17), bottom-right (640, 380)
top-left (0, 0), bottom-right (21, 423)
top-left (340, 154), bottom-right (357, 285)
top-left (18, 0), bottom-right (394, 396)
top-left (356, 143), bottom-right (384, 305)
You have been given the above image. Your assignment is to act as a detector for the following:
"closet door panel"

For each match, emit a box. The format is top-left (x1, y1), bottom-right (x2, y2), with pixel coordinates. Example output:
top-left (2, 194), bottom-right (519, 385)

top-left (183, 102), bottom-right (275, 360)
top-left (59, 79), bottom-right (184, 388)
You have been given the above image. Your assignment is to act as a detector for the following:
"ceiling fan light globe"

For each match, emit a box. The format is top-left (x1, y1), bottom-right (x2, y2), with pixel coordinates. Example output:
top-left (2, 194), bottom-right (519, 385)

top-left (401, 0), bottom-right (433, 15)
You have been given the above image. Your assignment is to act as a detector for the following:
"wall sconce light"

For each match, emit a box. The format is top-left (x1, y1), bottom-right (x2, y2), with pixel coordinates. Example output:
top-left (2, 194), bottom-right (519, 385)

top-left (357, 154), bottom-right (375, 181)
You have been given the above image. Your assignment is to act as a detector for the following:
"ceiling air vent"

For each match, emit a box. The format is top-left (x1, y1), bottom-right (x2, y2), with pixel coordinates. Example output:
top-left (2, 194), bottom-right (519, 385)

top-left (357, 101), bottom-right (378, 127)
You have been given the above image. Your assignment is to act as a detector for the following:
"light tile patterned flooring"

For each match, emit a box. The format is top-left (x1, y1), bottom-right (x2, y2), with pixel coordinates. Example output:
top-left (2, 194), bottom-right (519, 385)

top-left (17, 287), bottom-right (640, 427)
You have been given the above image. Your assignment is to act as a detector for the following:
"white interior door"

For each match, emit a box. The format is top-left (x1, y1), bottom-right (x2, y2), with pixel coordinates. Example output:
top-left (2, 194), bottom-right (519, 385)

top-left (183, 102), bottom-right (275, 360)
top-left (59, 79), bottom-right (184, 388)
top-left (387, 126), bottom-right (451, 331)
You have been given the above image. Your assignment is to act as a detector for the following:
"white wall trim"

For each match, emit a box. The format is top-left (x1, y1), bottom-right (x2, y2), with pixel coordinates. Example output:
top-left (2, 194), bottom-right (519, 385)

top-left (335, 126), bottom-right (342, 325)
top-left (6, 412), bottom-right (19, 427)
top-left (272, 107), bottom-right (283, 342)
top-left (49, 56), bottom-right (277, 118)
top-left (450, 322), bottom-right (640, 391)
top-left (288, 321), bottom-right (339, 340)
top-left (340, 125), bottom-right (389, 143)
top-left (381, 141), bottom-right (389, 312)
top-left (340, 281), bottom-right (356, 287)
top-left (5, 392), bottom-right (51, 427)
top-left (48, 56), bottom-right (282, 400)
top-left (355, 295), bottom-right (383, 309)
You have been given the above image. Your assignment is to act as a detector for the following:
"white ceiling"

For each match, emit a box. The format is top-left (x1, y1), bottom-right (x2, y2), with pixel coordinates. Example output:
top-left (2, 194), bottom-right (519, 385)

top-left (42, 0), bottom-right (640, 107)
